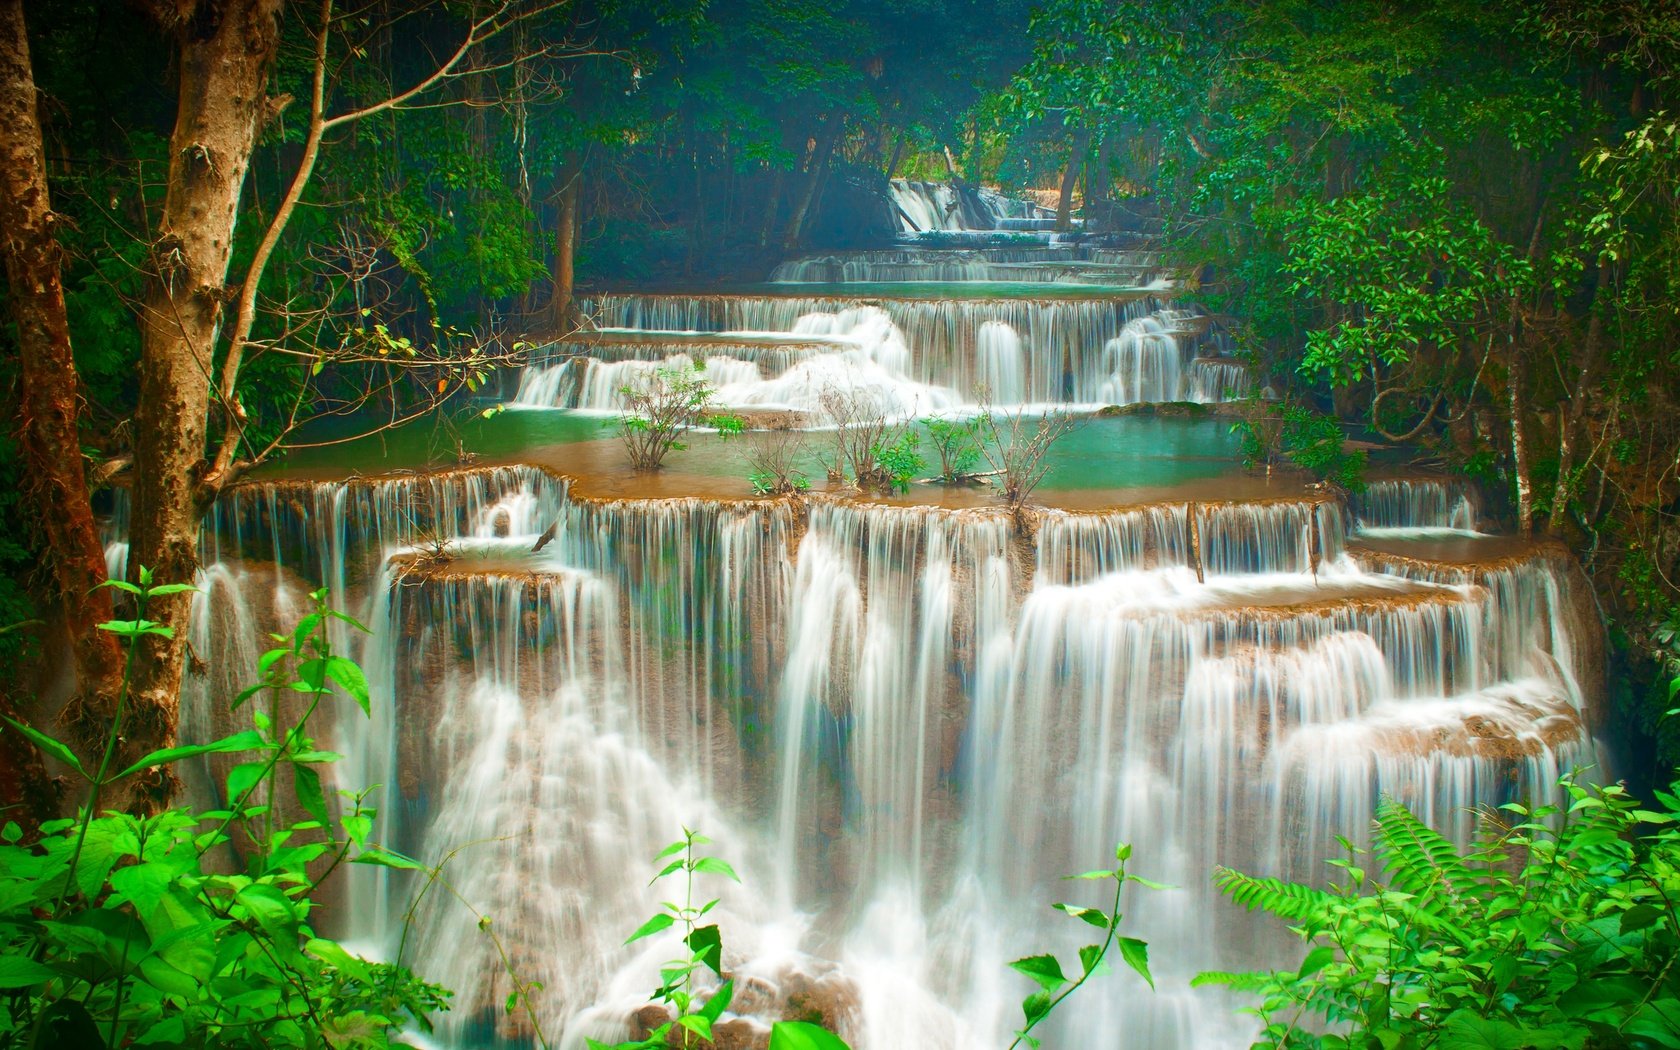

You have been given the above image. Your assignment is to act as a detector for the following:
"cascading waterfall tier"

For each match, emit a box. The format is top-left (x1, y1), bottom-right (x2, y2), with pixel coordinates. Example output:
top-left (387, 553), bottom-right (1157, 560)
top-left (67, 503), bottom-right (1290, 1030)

top-left (163, 458), bottom-right (1604, 1050)
top-left (553, 293), bottom-right (1245, 408)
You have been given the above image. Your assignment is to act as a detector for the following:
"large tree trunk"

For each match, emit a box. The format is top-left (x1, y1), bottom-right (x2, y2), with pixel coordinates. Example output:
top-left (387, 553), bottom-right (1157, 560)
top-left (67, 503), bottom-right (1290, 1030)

top-left (552, 166), bottom-right (579, 329)
top-left (0, 0), bottom-right (124, 760)
top-left (127, 0), bottom-right (285, 799)
top-left (1055, 130), bottom-right (1090, 231)
top-left (782, 117), bottom-right (842, 251)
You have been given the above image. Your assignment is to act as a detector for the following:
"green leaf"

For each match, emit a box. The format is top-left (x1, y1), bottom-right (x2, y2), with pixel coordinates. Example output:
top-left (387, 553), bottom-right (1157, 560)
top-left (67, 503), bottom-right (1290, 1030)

top-left (1021, 990), bottom-right (1052, 1026)
top-left (1117, 936), bottom-right (1153, 988)
top-left (691, 856), bottom-right (740, 882)
top-left (1298, 945), bottom-right (1335, 978)
top-left (700, 979), bottom-right (734, 1023)
top-left (1052, 903), bottom-right (1110, 928)
top-left (1628, 1001), bottom-right (1680, 1049)
top-left (1009, 953), bottom-right (1068, 994)
top-left (678, 1015), bottom-right (714, 1041)
top-left (293, 764), bottom-right (329, 825)
top-left (1078, 943), bottom-right (1108, 976)
top-left (625, 911), bottom-right (675, 944)
top-left (0, 955), bottom-right (58, 988)
top-left (112, 730), bottom-right (266, 781)
top-left (352, 846), bottom-right (426, 870)
top-left (687, 923), bottom-right (723, 974)
top-left (769, 1020), bottom-right (853, 1050)
top-left (144, 584), bottom-right (200, 597)
top-left (227, 761), bottom-right (267, 804)
top-left (3, 717), bottom-right (87, 778)
top-left (325, 656), bottom-right (371, 715)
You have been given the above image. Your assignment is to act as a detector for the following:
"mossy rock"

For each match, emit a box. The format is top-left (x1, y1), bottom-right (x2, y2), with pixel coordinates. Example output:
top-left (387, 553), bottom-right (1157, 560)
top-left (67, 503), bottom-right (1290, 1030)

top-left (1095, 401), bottom-right (1210, 418)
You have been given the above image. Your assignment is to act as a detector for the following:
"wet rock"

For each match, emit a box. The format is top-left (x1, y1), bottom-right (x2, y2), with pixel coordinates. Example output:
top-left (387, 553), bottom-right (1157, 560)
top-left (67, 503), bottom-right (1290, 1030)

top-left (631, 1004), bottom-right (673, 1041)
top-left (1096, 401), bottom-right (1209, 418)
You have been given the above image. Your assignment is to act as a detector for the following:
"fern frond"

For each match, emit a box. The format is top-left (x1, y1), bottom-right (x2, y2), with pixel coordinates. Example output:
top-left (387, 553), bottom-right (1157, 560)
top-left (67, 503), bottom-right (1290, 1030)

top-left (1375, 797), bottom-right (1473, 902)
top-left (1215, 868), bottom-right (1338, 921)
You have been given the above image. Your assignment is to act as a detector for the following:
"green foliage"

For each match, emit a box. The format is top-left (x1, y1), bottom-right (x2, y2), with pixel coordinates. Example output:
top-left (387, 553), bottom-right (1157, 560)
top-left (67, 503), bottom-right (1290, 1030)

top-left (588, 828), bottom-right (751, 1050)
top-left (1200, 778), bottom-right (1680, 1050)
top-left (1232, 402), bottom-right (1367, 492)
top-left (1007, 843), bottom-right (1157, 1050)
top-left (615, 365), bottom-right (727, 471)
top-left (0, 573), bottom-right (448, 1049)
top-left (869, 432), bottom-right (925, 495)
top-left (924, 418), bottom-right (983, 482)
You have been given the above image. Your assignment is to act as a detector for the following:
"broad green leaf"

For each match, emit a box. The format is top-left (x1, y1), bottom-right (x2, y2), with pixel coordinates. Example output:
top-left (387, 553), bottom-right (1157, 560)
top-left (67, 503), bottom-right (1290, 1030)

top-left (227, 761), bottom-right (267, 804)
top-left (112, 730), bottom-right (266, 781)
top-left (1078, 943), bottom-right (1108, 976)
top-left (325, 656), bottom-right (371, 715)
top-left (0, 955), bottom-right (57, 988)
top-left (293, 764), bottom-right (329, 825)
top-left (688, 923), bottom-right (723, 974)
top-left (144, 584), bottom-right (200, 597)
top-left (678, 1015), bottom-right (714, 1041)
top-left (1052, 902), bottom-right (1110, 928)
top-left (1009, 953), bottom-right (1068, 993)
top-left (691, 856), bottom-right (740, 882)
top-left (109, 861), bottom-right (174, 916)
top-left (3, 717), bottom-right (87, 778)
top-left (1298, 945), bottom-right (1335, 978)
top-left (769, 1020), bottom-right (853, 1050)
top-left (1628, 1001), bottom-right (1680, 1049)
top-left (625, 911), bottom-right (675, 944)
top-left (1021, 990), bottom-right (1052, 1026)
top-left (1118, 936), bottom-right (1153, 989)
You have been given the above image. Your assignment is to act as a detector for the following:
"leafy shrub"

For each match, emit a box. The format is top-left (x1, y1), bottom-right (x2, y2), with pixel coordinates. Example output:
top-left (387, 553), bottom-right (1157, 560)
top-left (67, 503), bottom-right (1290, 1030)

top-left (925, 417), bottom-right (984, 482)
top-left (818, 388), bottom-right (922, 494)
top-left (1232, 401), bottom-right (1366, 492)
top-left (870, 432), bottom-right (925, 494)
top-left (1198, 778), bottom-right (1680, 1050)
top-left (0, 571), bottom-right (449, 1049)
top-left (616, 364), bottom-right (735, 471)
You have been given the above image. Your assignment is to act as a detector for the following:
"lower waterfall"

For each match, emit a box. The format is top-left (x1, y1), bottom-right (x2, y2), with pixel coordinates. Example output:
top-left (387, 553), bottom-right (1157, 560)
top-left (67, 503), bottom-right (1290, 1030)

top-left (166, 465), bottom-right (1603, 1050)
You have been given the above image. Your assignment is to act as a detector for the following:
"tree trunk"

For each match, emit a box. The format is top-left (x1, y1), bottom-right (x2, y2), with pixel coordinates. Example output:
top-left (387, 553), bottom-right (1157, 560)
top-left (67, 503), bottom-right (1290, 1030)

top-left (884, 130), bottom-right (905, 179)
top-left (1055, 130), bottom-right (1090, 231)
top-left (552, 166), bottom-right (579, 328)
top-left (1547, 263), bottom-right (1611, 534)
top-left (1509, 348), bottom-right (1533, 538)
top-left (0, 0), bottom-right (124, 758)
top-left (782, 117), bottom-right (842, 251)
top-left (1085, 136), bottom-right (1110, 229)
top-left (127, 0), bottom-right (285, 801)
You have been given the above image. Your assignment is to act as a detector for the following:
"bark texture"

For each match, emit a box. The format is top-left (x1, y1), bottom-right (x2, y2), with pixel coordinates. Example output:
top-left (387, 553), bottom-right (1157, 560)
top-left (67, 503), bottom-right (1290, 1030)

top-left (1055, 131), bottom-right (1090, 231)
top-left (127, 0), bottom-right (285, 795)
top-left (0, 0), bottom-right (124, 758)
top-left (552, 168), bottom-right (579, 326)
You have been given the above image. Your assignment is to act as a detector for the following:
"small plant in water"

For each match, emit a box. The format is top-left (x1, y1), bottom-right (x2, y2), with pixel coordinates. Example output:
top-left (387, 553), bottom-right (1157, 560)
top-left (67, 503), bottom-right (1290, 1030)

top-left (746, 417), bottom-right (813, 496)
top-left (925, 416), bottom-right (984, 482)
top-left (596, 829), bottom-right (849, 1050)
top-left (616, 363), bottom-right (740, 471)
top-left (976, 401), bottom-right (1076, 510)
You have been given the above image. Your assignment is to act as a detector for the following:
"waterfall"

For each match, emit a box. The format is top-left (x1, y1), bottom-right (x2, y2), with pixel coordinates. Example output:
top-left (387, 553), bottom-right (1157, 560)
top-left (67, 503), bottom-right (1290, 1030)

top-left (162, 465), bottom-right (1602, 1050)
top-left (153, 193), bottom-right (1606, 1050)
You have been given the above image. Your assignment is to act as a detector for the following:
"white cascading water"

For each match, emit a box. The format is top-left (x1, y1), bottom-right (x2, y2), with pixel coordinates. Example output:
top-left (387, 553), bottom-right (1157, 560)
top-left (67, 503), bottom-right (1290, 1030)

top-left (142, 183), bottom-right (1601, 1050)
top-left (150, 463), bottom-right (1603, 1050)
top-left (555, 294), bottom-right (1244, 407)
